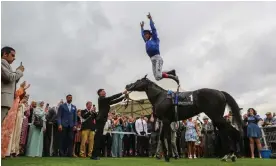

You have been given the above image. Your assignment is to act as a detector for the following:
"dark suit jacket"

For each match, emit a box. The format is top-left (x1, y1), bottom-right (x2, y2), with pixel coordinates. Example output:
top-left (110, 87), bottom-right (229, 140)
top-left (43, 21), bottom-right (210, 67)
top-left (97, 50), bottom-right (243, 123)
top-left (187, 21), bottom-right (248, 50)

top-left (57, 103), bottom-right (77, 128)
top-left (126, 122), bottom-right (135, 132)
top-left (81, 109), bottom-right (97, 131)
top-left (46, 107), bottom-right (58, 125)
top-left (97, 93), bottom-right (125, 121)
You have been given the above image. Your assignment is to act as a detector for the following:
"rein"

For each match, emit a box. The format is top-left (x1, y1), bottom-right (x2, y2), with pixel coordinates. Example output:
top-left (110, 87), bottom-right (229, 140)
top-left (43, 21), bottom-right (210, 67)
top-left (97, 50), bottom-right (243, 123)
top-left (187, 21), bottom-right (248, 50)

top-left (124, 91), bottom-right (132, 109)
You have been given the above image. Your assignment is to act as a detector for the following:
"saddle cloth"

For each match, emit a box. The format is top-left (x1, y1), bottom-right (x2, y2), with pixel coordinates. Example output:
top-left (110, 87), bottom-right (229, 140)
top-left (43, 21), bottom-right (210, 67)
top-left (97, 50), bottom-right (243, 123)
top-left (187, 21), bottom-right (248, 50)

top-left (167, 90), bottom-right (194, 106)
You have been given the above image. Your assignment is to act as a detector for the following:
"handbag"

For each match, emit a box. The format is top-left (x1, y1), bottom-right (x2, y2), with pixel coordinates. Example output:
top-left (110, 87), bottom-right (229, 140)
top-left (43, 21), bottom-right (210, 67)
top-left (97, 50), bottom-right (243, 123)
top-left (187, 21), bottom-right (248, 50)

top-left (33, 116), bottom-right (43, 128)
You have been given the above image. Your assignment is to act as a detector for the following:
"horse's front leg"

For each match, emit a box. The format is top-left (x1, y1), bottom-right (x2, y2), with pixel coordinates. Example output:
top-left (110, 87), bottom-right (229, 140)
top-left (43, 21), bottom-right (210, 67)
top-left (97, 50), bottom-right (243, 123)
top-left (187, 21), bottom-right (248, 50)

top-left (159, 121), bottom-right (168, 162)
top-left (162, 119), bottom-right (172, 162)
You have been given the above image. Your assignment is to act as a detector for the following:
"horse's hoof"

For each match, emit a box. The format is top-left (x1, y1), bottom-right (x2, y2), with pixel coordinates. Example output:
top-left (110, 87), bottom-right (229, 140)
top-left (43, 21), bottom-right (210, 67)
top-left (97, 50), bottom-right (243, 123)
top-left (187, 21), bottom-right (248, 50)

top-left (221, 159), bottom-right (227, 162)
top-left (231, 155), bottom-right (237, 162)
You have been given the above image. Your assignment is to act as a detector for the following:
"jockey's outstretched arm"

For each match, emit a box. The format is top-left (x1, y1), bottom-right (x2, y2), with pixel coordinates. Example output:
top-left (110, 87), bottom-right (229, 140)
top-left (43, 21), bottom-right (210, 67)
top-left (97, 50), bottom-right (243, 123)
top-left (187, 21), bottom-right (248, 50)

top-left (141, 26), bottom-right (146, 42)
top-left (149, 19), bottom-right (158, 40)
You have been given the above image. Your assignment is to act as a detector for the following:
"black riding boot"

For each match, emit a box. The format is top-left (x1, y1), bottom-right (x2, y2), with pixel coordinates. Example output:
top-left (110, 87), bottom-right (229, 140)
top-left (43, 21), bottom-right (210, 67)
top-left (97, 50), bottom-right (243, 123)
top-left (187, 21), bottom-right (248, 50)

top-left (166, 74), bottom-right (179, 84)
top-left (165, 70), bottom-right (176, 76)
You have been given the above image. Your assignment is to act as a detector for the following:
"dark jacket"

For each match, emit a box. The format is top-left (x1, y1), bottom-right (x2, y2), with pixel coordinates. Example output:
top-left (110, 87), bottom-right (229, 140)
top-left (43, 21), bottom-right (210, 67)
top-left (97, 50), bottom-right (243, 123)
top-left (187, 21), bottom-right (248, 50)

top-left (97, 93), bottom-right (125, 121)
top-left (81, 109), bottom-right (97, 131)
top-left (126, 122), bottom-right (135, 132)
top-left (46, 107), bottom-right (58, 125)
top-left (28, 107), bottom-right (34, 123)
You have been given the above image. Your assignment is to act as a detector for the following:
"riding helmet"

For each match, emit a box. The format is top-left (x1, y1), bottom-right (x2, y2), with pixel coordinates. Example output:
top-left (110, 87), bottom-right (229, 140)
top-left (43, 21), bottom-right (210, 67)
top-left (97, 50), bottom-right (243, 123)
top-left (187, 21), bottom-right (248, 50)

top-left (143, 30), bottom-right (152, 35)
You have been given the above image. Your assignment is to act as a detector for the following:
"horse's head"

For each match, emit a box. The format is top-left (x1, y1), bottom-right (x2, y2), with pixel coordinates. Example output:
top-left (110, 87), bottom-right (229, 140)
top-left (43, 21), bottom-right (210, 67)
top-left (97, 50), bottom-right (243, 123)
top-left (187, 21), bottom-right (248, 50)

top-left (125, 74), bottom-right (150, 92)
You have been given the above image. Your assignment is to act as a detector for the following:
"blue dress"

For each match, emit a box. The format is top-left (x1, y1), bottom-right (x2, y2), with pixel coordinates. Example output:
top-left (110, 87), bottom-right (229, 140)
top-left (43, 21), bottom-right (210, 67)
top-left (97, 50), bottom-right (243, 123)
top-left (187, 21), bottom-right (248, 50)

top-left (247, 115), bottom-right (262, 138)
top-left (185, 121), bottom-right (197, 142)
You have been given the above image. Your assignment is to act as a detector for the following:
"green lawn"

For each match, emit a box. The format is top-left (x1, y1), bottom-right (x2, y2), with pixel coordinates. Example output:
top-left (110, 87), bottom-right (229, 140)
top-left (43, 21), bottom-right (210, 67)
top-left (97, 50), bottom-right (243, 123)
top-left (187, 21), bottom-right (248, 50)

top-left (1, 157), bottom-right (274, 166)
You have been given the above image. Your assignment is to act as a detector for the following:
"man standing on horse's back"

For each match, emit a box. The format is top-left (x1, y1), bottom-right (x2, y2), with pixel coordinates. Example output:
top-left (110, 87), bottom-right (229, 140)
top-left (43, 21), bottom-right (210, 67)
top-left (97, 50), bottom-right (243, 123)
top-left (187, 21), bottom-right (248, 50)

top-left (140, 12), bottom-right (179, 84)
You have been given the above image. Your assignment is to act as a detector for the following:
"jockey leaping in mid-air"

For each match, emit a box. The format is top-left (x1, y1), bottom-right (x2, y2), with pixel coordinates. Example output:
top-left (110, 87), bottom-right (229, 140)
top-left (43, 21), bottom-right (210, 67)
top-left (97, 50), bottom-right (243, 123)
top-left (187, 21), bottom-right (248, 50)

top-left (140, 12), bottom-right (179, 85)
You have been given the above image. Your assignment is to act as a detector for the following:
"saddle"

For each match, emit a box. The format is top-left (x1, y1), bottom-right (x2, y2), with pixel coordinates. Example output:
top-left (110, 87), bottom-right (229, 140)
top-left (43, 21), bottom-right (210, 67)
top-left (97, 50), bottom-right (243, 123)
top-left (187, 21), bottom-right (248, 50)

top-left (167, 90), bottom-right (194, 106)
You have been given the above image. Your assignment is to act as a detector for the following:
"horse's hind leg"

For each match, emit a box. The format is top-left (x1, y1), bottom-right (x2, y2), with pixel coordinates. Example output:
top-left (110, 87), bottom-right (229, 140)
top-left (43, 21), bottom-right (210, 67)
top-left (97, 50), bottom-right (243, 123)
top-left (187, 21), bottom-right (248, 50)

top-left (213, 117), bottom-right (239, 162)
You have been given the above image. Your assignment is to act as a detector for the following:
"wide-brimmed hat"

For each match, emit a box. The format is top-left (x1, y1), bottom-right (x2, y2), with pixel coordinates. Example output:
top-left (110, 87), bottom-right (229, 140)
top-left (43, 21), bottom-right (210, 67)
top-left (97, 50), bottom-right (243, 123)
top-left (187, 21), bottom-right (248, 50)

top-left (266, 112), bottom-right (272, 115)
top-left (203, 116), bottom-right (209, 120)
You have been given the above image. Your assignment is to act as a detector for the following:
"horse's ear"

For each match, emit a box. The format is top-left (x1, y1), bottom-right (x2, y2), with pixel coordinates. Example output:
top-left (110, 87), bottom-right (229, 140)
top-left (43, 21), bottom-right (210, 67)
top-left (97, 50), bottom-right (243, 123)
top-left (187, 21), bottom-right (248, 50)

top-left (144, 74), bottom-right (148, 78)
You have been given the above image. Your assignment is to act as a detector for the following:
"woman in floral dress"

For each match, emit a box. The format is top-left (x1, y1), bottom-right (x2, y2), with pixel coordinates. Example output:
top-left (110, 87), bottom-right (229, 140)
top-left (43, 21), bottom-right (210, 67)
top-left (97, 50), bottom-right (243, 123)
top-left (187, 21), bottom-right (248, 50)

top-left (1, 81), bottom-right (30, 159)
top-left (185, 117), bottom-right (199, 159)
top-left (8, 96), bottom-right (28, 157)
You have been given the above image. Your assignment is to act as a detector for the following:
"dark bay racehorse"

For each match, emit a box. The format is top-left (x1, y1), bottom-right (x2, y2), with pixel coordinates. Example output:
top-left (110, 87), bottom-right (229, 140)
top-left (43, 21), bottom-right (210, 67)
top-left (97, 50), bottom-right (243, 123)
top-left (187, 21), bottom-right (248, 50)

top-left (125, 75), bottom-right (244, 162)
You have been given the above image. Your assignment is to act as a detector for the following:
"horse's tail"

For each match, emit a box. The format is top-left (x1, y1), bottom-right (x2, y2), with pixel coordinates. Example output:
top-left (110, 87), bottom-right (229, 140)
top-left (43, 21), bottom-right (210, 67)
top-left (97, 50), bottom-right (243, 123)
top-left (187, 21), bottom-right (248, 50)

top-left (221, 91), bottom-right (243, 132)
top-left (221, 91), bottom-right (245, 155)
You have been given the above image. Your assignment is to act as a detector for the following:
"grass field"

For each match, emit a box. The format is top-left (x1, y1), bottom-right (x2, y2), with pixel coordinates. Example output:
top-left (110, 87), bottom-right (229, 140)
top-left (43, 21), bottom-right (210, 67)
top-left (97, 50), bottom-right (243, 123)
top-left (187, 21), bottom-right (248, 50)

top-left (1, 157), bottom-right (274, 166)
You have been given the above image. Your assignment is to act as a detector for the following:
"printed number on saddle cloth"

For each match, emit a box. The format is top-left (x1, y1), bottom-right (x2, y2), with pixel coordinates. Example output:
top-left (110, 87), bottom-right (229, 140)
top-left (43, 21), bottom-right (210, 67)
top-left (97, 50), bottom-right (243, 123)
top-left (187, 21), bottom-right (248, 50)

top-left (178, 92), bottom-right (194, 106)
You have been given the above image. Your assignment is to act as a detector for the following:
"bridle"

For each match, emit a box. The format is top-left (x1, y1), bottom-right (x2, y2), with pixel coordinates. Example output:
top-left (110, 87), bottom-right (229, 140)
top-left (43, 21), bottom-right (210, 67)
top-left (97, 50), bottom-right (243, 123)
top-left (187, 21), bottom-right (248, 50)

top-left (124, 76), bottom-right (149, 109)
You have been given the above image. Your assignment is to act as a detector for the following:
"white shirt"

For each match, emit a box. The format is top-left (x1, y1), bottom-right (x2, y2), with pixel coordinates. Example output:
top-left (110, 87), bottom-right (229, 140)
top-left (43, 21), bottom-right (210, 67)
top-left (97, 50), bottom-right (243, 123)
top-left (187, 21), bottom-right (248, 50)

top-left (135, 118), bottom-right (147, 135)
top-left (103, 119), bottom-right (112, 135)
top-left (67, 103), bottom-right (71, 112)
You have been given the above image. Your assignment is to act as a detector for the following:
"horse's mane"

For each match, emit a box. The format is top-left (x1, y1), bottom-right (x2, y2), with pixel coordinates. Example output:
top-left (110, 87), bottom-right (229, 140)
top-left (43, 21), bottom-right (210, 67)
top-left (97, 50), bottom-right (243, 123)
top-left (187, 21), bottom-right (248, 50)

top-left (145, 78), bottom-right (167, 92)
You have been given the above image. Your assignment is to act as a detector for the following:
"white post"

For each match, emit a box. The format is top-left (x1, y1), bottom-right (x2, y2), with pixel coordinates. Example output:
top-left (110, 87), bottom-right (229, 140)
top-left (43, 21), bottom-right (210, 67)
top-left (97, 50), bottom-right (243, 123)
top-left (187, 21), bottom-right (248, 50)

top-left (261, 127), bottom-right (268, 150)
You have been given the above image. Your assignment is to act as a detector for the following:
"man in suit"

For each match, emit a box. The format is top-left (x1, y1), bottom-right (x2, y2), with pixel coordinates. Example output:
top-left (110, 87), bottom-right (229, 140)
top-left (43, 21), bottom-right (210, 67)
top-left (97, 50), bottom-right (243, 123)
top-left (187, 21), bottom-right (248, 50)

top-left (91, 88), bottom-right (128, 160)
top-left (80, 101), bottom-right (97, 158)
top-left (57, 94), bottom-right (77, 157)
top-left (171, 121), bottom-right (179, 159)
top-left (135, 113), bottom-right (148, 157)
top-left (1, 46), bottom-right (24, 122)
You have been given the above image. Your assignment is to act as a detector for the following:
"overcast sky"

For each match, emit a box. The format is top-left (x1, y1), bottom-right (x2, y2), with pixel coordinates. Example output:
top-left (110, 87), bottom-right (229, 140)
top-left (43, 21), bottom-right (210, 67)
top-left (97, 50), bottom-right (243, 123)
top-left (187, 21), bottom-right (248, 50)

top-left (2, 1), bottom-right (276, 115)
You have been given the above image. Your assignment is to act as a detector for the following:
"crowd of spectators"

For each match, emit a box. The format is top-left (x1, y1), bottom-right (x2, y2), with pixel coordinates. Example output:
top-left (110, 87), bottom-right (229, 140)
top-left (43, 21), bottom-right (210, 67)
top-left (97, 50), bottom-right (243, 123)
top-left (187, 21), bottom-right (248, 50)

top-left (1, 46), bottom-right (276, 160)
top-left (2, 95), bottom-right (276, 159)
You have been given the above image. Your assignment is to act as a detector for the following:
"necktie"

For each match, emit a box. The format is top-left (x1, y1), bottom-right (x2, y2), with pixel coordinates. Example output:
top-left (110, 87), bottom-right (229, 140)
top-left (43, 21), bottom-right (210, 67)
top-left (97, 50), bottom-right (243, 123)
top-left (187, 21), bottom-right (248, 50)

top-left (141, 119), bottom-right (145, 132)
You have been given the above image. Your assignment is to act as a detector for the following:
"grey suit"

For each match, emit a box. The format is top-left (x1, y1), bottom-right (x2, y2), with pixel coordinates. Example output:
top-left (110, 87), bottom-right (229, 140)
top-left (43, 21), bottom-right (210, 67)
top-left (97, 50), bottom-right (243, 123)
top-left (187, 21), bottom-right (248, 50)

top-left (1, 59), bottom-right (23, 122)
top-left (170, 122), bottom-right (179, 157)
